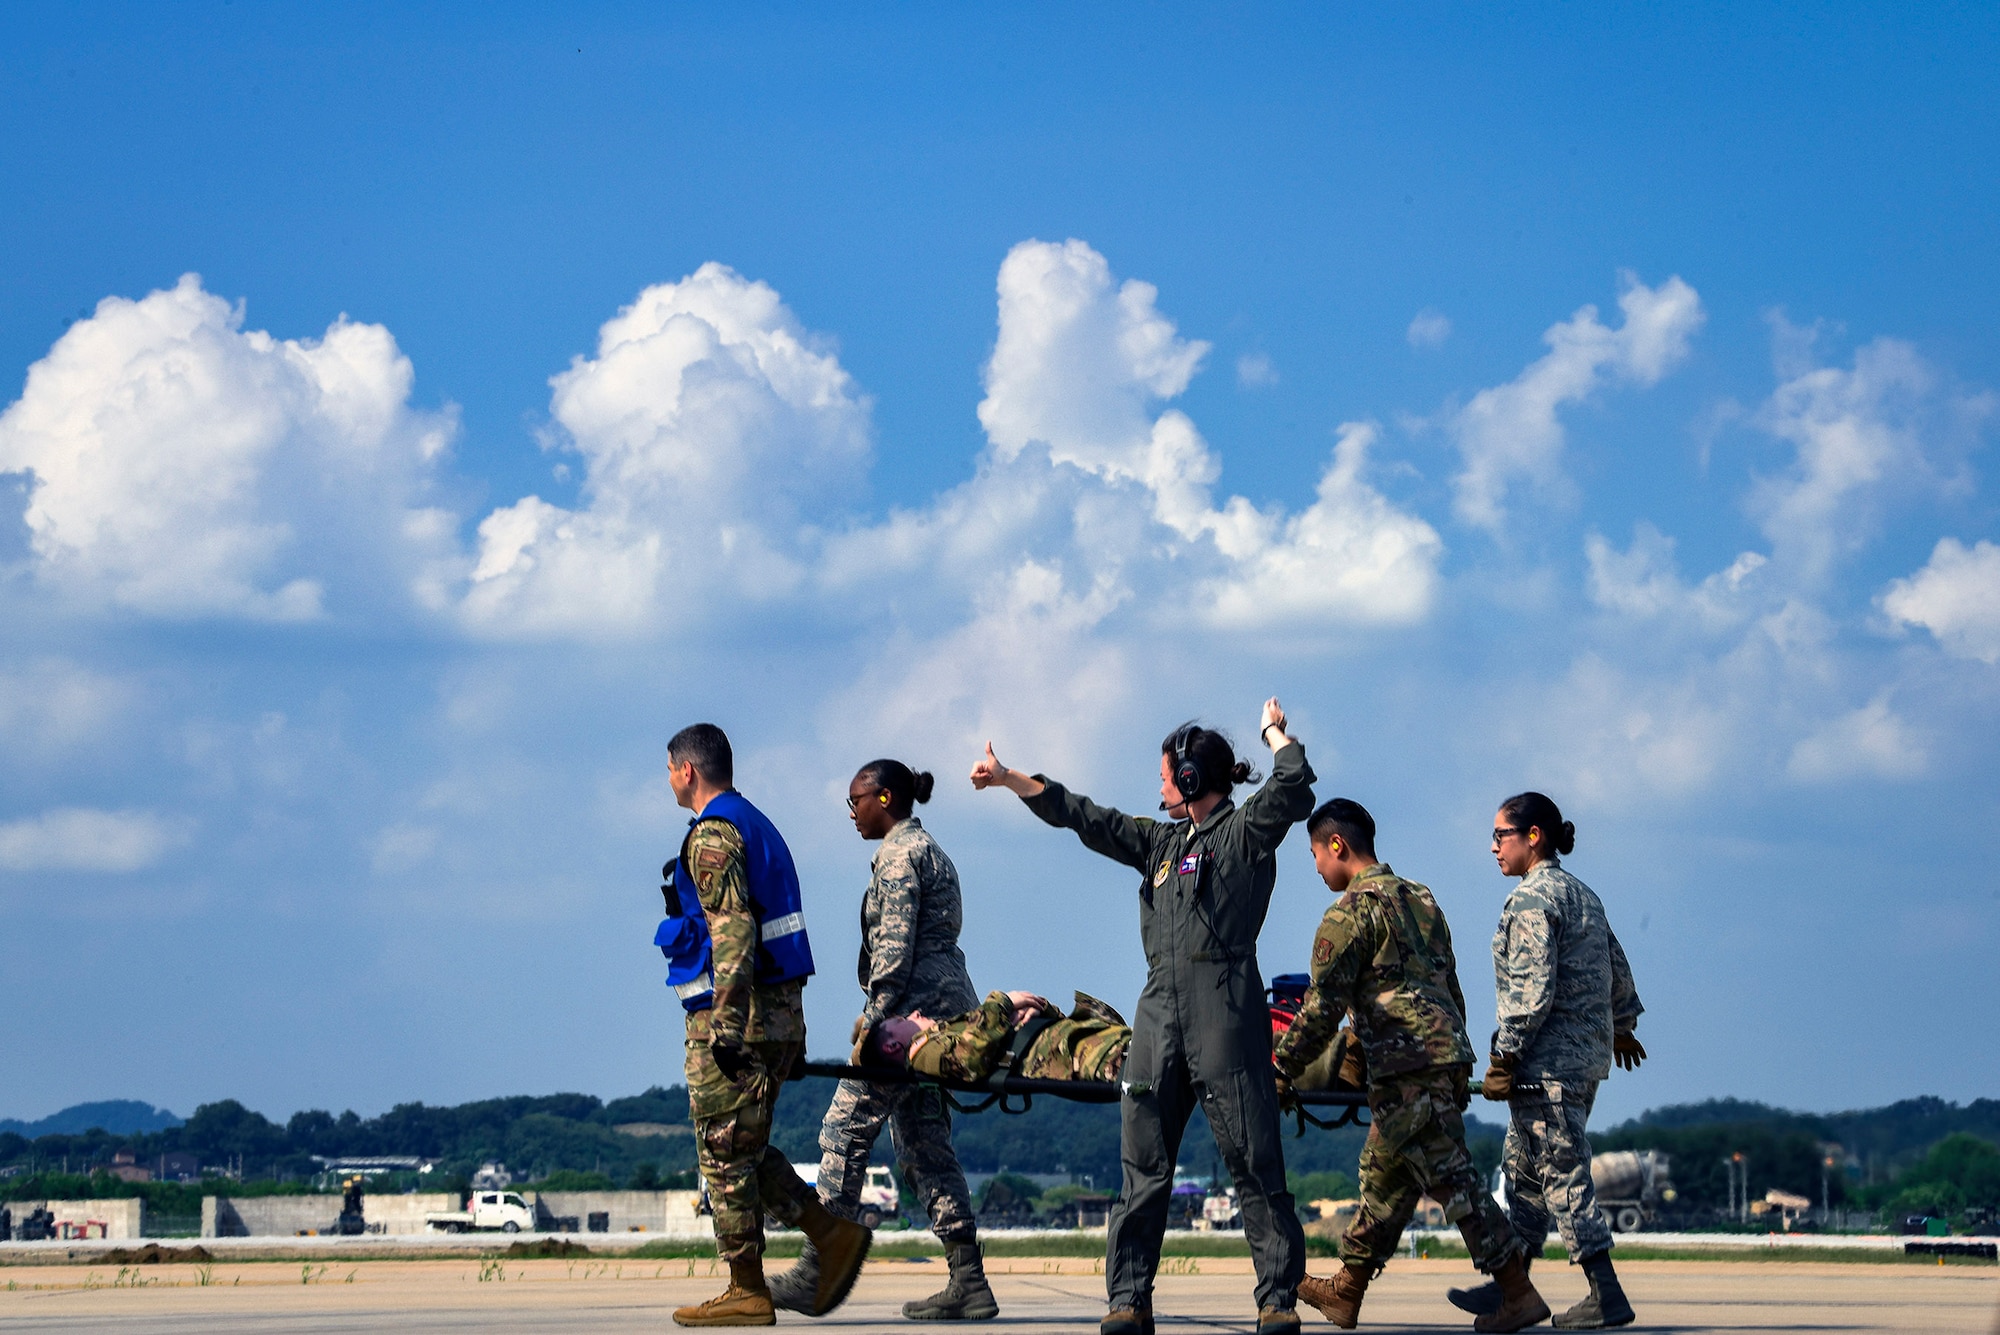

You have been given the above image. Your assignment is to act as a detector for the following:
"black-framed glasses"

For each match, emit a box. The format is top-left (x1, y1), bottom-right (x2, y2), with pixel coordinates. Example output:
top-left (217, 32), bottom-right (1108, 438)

top-left (847, 789), bottom-right (885, 812)
top-left (1491, 825), bottom-right (1528, 845)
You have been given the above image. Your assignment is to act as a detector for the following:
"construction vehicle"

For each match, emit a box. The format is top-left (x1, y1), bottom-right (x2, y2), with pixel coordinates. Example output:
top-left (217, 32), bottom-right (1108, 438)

top-left (1590, 1150), bottom-right (1676, 1232)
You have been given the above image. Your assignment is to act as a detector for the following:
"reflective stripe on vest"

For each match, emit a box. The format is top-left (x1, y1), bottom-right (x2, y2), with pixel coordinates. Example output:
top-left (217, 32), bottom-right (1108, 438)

top-left (674, 970), bottom-right (713, 1001)
top-left (760, 911), bottom-right (805, 943)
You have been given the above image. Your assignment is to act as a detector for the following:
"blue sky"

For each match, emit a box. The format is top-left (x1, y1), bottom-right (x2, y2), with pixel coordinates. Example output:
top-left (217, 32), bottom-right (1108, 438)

top-left (3, 5), bottom-right (1997, 1128)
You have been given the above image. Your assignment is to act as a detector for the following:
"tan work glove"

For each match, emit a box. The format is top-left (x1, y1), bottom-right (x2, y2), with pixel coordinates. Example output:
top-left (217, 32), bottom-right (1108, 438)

top-left (1274, 1071), bottom-right (1299, 1113)
top-left (1613, 1030), bottom-right (1647, 1071)
top-left (1480, 1051), bottom-right (1516, 1102)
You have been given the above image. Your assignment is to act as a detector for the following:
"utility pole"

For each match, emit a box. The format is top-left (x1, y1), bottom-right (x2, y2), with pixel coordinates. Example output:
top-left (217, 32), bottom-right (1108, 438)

top-left (1821, 1153), bottom-right (1834, 1227)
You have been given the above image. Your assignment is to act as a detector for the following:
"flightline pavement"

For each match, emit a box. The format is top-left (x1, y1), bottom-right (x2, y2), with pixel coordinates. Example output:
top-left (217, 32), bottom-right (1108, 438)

top-left (0, 1256), bottom-right (1993, 1333)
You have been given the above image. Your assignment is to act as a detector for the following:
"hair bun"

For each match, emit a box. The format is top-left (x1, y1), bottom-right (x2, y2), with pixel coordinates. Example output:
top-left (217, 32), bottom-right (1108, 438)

top-left (1230, 761), bottom-right (1253, 784)
top-left (912, 771), bottom-right (935, 804)
top-left (1557, 820), bottom-right (1577, 856)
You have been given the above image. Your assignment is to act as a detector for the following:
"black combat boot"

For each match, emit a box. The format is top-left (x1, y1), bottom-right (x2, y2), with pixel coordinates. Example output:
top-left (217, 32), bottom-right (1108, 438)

top-left (1552, 1250), bottom-right (1633, 1329)
top-left (794, 1197), bottom-right (872, 1316)
top-left (767, 1238), bottom-right (819, 1315)
top-left (902, 1240), bottom-right (999, 1319)
top-left (1448, 1254), bottom-right (1529, 1316)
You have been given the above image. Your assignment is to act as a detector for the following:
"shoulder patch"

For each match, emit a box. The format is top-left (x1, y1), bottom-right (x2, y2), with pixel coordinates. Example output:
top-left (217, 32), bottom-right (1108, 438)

top-left (1313, 937), bottom-right (1334, 964)
top-left (696, 846), bottom-right (729, 870)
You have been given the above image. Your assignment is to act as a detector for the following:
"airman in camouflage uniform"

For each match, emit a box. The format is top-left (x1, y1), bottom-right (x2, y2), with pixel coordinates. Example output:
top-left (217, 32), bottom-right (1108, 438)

top-left (1489, 857), bottom-right (1642, 1266)
top-left (1466, 794), bottom-right (1644, 1330)
top-left (1280, 800), bottom-right (1547, 1332)
top-left (785, 813), bottom-right (989, 1320)
top-left (682, 819), bottom-right (819, 1267)
top-left (907, 990), bottom-right (1133, 1083)
top-left (1275, 864), bottom-right (1516, 1270)
top-left (662, 723), bottom-right (869, 1328)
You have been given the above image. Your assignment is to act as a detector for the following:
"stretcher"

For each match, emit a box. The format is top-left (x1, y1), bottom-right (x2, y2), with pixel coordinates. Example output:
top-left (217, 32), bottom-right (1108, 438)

top-left (794, 1061), bottom-right (1370, 1130)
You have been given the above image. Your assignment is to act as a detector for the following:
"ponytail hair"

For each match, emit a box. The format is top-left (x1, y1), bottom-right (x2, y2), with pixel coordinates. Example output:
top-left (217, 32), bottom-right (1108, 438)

top-left (1161, 723), bottom-right (1259, 799)
top-left (858, 759), bottom-right (935, 814)
top-left (1499, 791), bottom-right (1575, 856)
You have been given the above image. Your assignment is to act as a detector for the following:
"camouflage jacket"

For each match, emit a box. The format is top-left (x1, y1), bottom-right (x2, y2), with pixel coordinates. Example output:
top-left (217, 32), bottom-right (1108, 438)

top-left (1273, 864), bottom-right (1474, 1082)
top-left (908, 991), bottom-right (1131, 1084)
top-left (857, 817), bottom-right (978, 1031)
top-left (686, 819), bottom-right (806, 1044)
top-left (1491, 858), bottom-right (1643, 1081)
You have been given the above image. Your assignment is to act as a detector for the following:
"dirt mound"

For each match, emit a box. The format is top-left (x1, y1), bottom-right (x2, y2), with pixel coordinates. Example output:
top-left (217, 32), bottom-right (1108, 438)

top-left (504, 1237), bottom-right (592, 1258)
top-left (98, 1243), bottom-right (215, 1264)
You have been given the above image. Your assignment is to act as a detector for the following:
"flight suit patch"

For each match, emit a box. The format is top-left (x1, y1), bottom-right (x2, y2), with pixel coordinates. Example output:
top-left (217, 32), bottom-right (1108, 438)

top-left (1153, 858), bottom-right (1172, 888)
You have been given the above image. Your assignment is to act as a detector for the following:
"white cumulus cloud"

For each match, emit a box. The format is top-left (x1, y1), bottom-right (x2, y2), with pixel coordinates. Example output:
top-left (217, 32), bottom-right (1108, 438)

top-left (0, 275), bottom-right (458, 621)
top-left (0, 807), bottom-right (188, 872)
top-left (461, 263), bottom-right (872, 636)
top-left (1881, 537), bottom-right (2000, 663)
top-left (1407, 309), bottom-right (1451, 349)
top-left (1584, 523), bottom-right (1767, 629)
top-left (1787, 695), bottom-right (1928, 782)
top-left (1451, 274), bottom-right (1704, 531)
top-left (1200, 423), bottom-right (1442, 629)
top-left (1751, 336), bottom-right (1967, 581)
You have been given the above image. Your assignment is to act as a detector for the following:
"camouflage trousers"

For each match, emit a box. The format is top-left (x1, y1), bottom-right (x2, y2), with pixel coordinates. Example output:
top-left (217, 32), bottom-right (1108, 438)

top-left (1503, 1077), bottom-right (1612, 1262)
top-left (685, 1029), bottom-right (817, 1263)
top-left (1342, 1064), bottom-right (1519, 1277)
top-left (818, 1077), bottom-right (976, 1242)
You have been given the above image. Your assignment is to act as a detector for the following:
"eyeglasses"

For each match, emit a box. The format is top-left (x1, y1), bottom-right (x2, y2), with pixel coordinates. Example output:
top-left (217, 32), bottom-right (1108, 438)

top-left (1491, 826), bottom-right (1528, 845)
top-left (847, 789), bottom-right (887, 812)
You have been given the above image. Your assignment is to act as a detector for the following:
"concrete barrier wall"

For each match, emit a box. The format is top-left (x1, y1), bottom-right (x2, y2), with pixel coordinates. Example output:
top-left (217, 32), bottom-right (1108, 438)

top-left (532, 1190), bottom-right (707, 1237)
top-left (12, 1199), bottom-right (143, 1240)
top-left (202, 1193), bottom-right (461, 1238)
top-left (366, 1193), bottom-right (459, 1235)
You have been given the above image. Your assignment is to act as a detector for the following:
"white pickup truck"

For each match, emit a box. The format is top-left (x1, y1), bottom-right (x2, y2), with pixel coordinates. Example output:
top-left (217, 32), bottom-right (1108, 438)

top-left (425, 1191), bottom-right (536, 1234)
top-left (791, 1163), bottom-right (901, 1229)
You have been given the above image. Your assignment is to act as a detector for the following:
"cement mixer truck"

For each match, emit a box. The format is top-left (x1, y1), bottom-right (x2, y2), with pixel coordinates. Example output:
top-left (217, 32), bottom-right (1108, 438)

top-left (1490, 1149), bottom-right (1675, 1232)
top-left (1590, 1150), bottom-right (1675, 1232)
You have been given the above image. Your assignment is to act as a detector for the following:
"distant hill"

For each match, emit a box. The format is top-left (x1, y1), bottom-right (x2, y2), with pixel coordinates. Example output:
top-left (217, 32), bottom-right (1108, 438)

top-left (0, 1100), bottom-right (183, 1137)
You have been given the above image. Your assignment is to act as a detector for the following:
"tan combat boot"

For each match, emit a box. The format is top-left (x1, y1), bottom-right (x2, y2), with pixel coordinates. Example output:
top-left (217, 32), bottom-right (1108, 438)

top-left (795, 1196), bottom-right (873, 1315)
top-left (672, 1256), bottom-right (776, 1327)
top-left (1472, 1254), bottom-right (1551, 1333)
top-left (1297, 1264), bottom-right (1368, 1329)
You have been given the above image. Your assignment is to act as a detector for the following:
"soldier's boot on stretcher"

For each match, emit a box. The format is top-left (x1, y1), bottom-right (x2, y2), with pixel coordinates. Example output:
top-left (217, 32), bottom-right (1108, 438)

top-left (1100, 1296), bottom-right (1154, 1335)
top-left (766, 1238), bottom-right (820, 1315)
top-left (1297, 1264), bottom-right (1368, 1329)
top-left (902, 1240), bottom-right (999, 1320)
top-left (1448, 1255), bottom-right (1530, 1315)
top-left (794, 1198), bottom-right (873, 1315)
top-left (672, 1257), bottom-right (776, 1327)
top-left (1551, 1251), bottom-right (1633, 1329)
top-left (1470, 1255), bottom-right (1550, 1334)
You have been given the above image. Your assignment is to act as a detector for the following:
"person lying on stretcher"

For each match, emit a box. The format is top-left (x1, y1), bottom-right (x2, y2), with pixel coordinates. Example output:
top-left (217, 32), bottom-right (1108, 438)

top-left (862, 989), bottom-right (1365, 1091)
top-left (863, 990), bottom-right (1133, 1083)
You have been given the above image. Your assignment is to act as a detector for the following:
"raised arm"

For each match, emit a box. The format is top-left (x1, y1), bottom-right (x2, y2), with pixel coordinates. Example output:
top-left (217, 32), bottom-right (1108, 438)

top-left (971, 740), bottom-right (1155, 871)
top-left (1238, 697), bottom-right (1317, 858)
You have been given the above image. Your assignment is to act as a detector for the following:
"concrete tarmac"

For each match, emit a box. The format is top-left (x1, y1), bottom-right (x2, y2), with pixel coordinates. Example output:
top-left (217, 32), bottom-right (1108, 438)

top-left (0, 1255), bottom-right (1994, 1332)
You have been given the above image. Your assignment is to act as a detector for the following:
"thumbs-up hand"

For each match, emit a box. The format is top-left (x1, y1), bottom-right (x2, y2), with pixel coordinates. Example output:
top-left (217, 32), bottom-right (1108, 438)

top-left (970, 741), bottom-right (1007, 790)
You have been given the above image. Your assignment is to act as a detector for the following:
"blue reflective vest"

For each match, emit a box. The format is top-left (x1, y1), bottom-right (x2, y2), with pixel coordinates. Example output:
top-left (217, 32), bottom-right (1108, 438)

top-left (654, 790), bottom-right (815, 1012)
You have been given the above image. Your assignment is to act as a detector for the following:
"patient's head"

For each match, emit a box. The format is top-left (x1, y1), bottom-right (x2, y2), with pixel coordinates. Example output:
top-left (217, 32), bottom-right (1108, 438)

top-left (863, 1014), bottom-right (925, 1066)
